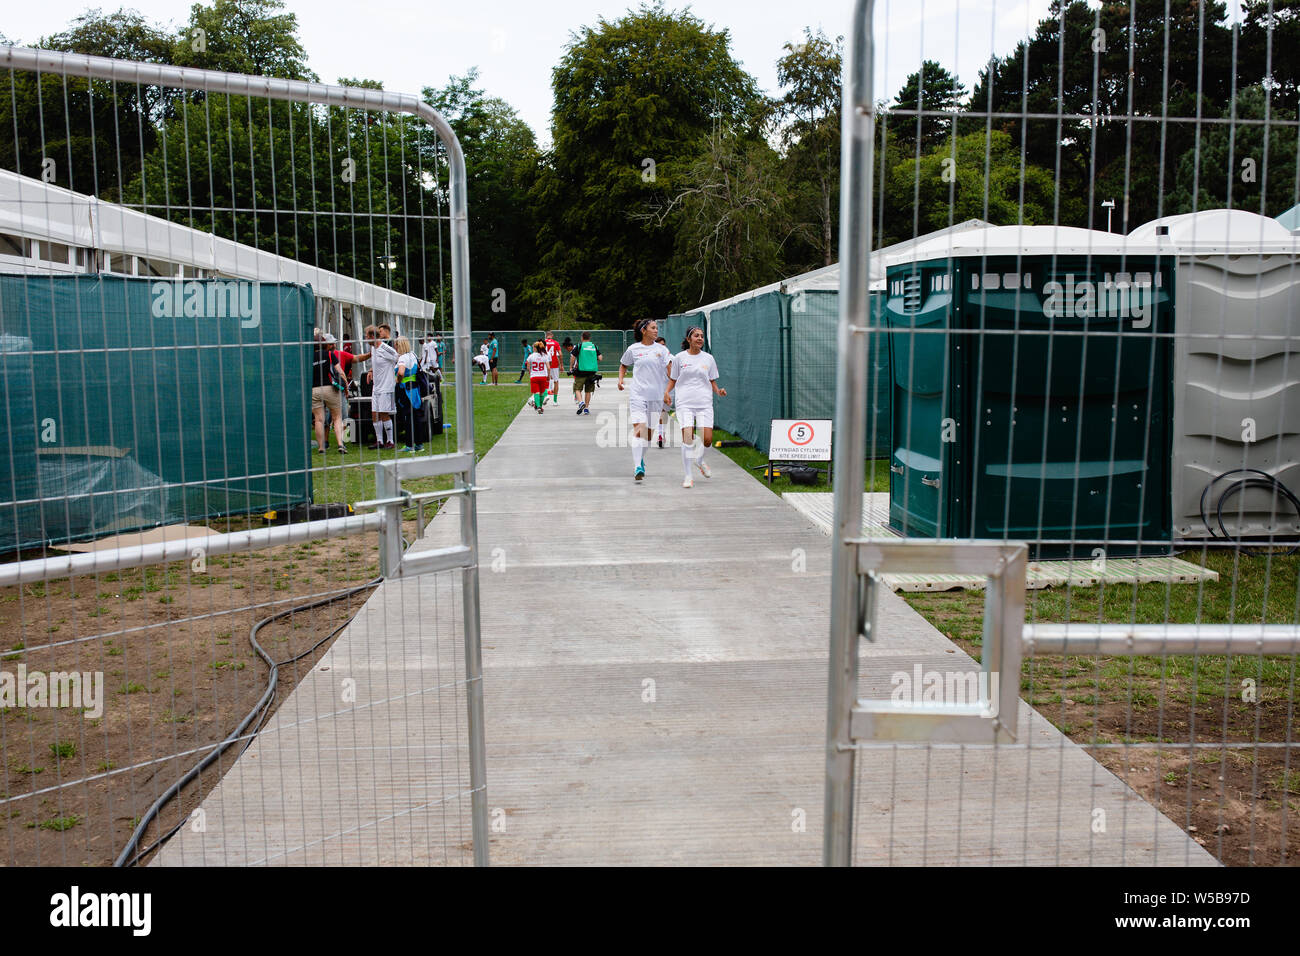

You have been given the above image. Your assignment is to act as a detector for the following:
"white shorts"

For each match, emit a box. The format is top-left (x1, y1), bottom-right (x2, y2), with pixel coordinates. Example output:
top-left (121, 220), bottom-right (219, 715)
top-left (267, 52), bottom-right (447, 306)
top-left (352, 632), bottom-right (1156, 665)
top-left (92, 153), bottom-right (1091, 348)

top-left (628, 395), bottom-right (663, 426)
top-left (676, 405), bottom-right (713, 429)
top-left (549, 367), bottom-right (560, 383)
top-left (372, 389), bottom-right (396, 414)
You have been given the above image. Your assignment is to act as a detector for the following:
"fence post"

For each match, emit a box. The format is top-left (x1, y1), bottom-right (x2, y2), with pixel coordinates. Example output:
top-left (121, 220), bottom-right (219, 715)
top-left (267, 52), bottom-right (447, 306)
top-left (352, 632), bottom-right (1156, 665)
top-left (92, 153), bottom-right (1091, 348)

top-left (824, 0), bottom-right (876, 867)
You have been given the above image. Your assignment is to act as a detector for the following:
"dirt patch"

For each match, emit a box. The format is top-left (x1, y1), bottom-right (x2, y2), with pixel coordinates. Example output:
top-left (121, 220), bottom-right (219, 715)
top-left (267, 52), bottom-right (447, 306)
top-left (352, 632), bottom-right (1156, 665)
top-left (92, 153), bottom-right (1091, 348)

top-left (934, 629), bottom-right (1299, 866)
top-left (1080, 696), bottom-right (1298, 866)
top-left (0, 522), bottom-right (414, 866)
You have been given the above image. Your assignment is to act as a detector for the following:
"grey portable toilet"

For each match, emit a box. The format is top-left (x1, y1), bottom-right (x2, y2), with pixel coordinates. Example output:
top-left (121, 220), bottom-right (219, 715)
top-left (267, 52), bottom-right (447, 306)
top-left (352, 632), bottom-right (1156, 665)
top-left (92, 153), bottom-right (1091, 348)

top-left (1128, 210), bottom-right (1300, 541)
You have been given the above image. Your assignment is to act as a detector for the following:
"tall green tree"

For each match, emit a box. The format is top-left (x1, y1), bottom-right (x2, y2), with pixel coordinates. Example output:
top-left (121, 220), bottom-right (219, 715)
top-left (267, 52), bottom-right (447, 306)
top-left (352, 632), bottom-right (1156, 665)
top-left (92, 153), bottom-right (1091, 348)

top-left (423, 72), bottom-right (542, 330)
top-left (969, 0), bottom-right (1233, 231)
top-left (1169, 85), bottom-right (1300, 217)
top-left (0, 9), bottom-right (175, 199)
top-left (1239, 1), bottom-right (1300, 101)
top-left (890, 60), bottom-right (967, 158)
top-left (171, 0), bottom-right (314, 79)
top-left (775, 28), bottom-right (843, 270)
top-left (524, 2), bottom-right (763, 326)
top-left (884, 130), bottom-right (1074, 242)
top-left (637, 127), bottom-right (791, 305)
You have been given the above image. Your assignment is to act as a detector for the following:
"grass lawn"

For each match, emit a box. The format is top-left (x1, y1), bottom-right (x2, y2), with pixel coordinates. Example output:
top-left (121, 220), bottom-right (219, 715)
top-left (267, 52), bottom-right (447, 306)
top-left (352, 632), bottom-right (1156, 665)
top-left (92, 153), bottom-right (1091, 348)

top-left (308, 382), bottom-right (527, 519)
top-left (908, 548), bottom-right (1300, 712)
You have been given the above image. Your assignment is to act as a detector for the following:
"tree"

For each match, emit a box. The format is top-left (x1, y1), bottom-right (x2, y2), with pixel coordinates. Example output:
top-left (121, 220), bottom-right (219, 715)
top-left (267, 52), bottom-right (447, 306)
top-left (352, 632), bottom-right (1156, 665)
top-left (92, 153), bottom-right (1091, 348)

top-left (0, 9), bottom-right (175, 199)
top-left (172, 0), bottom-right (314, 80)
top-left (637, 127), bottom-right (791, 305)
top-left (1168, 85), bottom-right (1300, 217)
top-left (969, 0), bottom-right (1234, 231)
top-left (775, 28), bottom-right (843, 269)
top-left (890, 61), bottom-right (967, 158)
top-left (423, 72), bottom-right (542, 329)
top-left (1239, 1), bottom-right (1300, 102)
top-left (524, 2), bottom-right (763, 326)
top-left (884, 130), bottom-right (1074, 241)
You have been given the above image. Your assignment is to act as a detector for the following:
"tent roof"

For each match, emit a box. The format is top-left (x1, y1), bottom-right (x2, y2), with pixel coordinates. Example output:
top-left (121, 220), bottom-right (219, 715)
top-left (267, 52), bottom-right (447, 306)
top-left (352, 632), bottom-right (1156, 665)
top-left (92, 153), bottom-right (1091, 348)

top-left (0, 170), bottom-right (436, 319)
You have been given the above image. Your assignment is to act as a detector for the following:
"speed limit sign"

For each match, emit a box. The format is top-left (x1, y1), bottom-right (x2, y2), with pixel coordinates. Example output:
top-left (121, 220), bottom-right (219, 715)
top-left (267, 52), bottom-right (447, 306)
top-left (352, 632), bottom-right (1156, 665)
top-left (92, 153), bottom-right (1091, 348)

top-left (769, 419), bottom-right (832, 461)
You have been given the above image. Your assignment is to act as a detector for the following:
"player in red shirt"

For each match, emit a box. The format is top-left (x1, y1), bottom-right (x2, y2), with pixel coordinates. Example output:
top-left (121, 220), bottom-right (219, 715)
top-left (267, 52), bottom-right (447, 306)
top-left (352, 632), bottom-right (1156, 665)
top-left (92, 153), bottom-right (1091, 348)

top-left (544, 331), bottom-right (562, 405)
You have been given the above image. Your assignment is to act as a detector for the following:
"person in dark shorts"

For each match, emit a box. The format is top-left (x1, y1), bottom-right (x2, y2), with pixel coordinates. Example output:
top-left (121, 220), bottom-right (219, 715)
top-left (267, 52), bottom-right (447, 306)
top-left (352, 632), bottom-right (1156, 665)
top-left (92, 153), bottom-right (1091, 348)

top-left (571, 331), bottom-right (602, 415)
top-left (488, 332), bottom-right (500, 385)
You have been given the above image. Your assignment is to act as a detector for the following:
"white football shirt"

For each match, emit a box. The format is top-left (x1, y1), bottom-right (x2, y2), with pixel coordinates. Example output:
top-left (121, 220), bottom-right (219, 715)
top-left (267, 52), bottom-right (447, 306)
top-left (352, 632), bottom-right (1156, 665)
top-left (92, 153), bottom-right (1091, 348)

top-left (371, 342), bottom-right (398, 393)
top-left (528, 353), bottom-right (550, 379)
top-left (669, 349), bottom-right (719, 408)
top-left (619, 342), bottom-right (672, 401)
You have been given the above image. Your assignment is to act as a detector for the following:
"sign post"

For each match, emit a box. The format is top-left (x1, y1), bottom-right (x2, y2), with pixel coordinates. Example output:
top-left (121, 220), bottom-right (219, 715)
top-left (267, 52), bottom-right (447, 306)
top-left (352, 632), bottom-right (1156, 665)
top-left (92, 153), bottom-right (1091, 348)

top-left (768, 419), bottom-right (834, 485)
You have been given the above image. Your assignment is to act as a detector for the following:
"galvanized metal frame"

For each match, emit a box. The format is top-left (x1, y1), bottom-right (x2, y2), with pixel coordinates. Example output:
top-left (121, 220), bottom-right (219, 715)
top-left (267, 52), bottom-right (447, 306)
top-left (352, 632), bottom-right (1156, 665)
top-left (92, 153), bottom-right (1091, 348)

top-left (849, 540), bottom-right (1025, 744)
top-left (0, 46), bottom-right (489, 865)
top-left (824, 0), bottom-right (876, 870)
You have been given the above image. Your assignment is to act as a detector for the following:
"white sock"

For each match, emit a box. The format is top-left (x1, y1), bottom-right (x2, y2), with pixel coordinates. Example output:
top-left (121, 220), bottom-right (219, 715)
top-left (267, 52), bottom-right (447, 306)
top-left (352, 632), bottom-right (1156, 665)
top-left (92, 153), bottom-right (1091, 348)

top-left (383, 421), bottom-right (394, 444)
top-left (631, 438), bottom-right (644, 470)
top-left (697, 444), bottom-right (707, 471)
top-left (373, 422), bottom-right (383, 443)
top-left (681, 442), bottom-right (693, 479)
top-left (656, 423), bottom-right (664, 440)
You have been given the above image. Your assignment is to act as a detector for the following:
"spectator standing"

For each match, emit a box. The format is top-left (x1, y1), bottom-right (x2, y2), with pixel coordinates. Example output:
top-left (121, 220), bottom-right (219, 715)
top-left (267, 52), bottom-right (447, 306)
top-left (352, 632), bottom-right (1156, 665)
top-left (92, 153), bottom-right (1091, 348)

top-left (393, 336), bottom-right (426, 452)
top-left (310, 330), bottom-right (348, 455)
top-left (516, 338), bottom-right (530, 382)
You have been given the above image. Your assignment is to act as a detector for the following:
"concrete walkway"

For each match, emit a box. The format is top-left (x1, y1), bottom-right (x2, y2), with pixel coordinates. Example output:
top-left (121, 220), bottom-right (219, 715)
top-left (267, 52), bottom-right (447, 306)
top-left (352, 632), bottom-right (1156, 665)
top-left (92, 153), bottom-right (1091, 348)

top-left (157, 384), bottom-right (1214, 866)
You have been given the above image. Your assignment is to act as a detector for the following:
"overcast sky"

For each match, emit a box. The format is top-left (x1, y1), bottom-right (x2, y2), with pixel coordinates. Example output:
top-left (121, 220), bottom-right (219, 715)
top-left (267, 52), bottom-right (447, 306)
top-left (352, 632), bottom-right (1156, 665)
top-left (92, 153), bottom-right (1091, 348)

top-left (5, 1), bottom-right (1247, 147)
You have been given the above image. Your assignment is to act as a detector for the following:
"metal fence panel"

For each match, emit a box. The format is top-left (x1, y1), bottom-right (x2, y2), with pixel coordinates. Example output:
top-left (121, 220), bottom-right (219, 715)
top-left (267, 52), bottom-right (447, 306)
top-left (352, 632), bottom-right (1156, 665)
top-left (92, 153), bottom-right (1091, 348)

top-left (826, 0), bottom-right (1300, 867)
top-left (0, 47), bottom-right (487, 866)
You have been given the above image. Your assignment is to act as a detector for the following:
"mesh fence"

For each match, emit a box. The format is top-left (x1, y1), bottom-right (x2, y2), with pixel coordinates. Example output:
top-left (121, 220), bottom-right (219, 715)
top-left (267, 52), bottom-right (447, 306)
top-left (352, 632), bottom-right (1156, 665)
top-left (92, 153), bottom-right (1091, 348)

top-left (823, 0), bottom-right (1300, 869)
top-left (0, 47), bottom-right (485, 867)
top-left (467, 328), bottom-right (631, 377)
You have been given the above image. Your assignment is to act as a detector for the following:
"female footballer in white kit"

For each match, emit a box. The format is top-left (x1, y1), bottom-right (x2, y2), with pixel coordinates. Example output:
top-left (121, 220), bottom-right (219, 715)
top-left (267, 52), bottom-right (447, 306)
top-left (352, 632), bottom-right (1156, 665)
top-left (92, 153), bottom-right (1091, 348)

top-left (664, 325), bottom-right (726, 488)
top-left (618, 318), bottom-right (672, 481)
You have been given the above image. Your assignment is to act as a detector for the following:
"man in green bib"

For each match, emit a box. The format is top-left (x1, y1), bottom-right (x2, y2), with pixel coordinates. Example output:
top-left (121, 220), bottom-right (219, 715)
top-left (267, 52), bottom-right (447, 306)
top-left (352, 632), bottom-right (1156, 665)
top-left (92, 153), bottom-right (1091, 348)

top-left (572, 331), bottom-right (602, 415)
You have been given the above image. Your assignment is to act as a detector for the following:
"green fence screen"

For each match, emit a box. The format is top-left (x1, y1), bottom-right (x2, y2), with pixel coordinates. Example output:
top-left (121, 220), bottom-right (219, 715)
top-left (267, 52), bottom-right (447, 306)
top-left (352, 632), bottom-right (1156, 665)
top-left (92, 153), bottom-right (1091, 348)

top-left (0, 274), bottom-right (314, 551)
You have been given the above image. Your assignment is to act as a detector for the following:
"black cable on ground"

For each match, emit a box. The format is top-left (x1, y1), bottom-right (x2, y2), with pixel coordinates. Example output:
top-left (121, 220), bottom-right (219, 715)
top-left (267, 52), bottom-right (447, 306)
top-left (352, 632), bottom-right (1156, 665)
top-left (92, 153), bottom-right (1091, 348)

top-left (114, 576), bottom-right (382, 867)
top-left (1199, 468), bottom-right (1300, 555)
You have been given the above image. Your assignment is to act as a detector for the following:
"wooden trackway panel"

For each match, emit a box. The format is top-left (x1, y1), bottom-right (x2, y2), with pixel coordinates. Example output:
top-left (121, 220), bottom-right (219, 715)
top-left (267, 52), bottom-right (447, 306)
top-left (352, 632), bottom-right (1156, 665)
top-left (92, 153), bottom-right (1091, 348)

top-left (156, 387), bottom-right (1214, 866)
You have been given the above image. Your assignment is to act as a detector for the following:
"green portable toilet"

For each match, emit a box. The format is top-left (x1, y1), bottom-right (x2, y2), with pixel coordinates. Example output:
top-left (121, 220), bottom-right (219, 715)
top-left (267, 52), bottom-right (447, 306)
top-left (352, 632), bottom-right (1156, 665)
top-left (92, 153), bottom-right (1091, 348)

top-left (883, 225), bottom-right (1174, 557)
